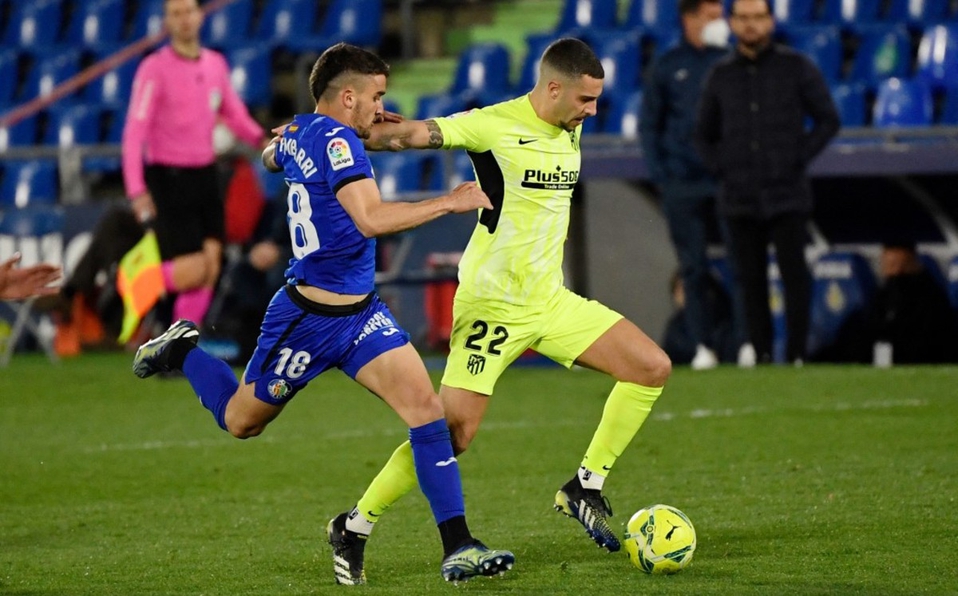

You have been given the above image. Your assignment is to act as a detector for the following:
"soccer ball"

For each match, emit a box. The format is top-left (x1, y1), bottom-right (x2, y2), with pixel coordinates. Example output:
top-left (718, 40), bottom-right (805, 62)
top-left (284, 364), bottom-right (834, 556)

top-left (623, 504), bottom-right (696, 574)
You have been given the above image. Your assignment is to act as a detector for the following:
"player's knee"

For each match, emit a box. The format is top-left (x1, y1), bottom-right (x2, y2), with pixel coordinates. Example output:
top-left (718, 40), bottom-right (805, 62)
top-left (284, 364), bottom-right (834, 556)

top-left (402, 393), bottom-right (445, 428)
top-left (645, 348), bottom-right (672, 386)
top-left (224, 411), bottom-right (267, 439)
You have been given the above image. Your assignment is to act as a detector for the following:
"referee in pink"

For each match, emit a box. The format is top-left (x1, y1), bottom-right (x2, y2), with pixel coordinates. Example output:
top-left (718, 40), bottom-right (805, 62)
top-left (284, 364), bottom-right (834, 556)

top-left (122, 0), bottom-right (267, 328)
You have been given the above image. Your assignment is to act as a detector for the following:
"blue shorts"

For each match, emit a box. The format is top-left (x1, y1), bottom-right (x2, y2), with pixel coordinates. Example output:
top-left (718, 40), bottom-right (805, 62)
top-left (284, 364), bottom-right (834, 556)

top-left (243, 285), bottom-right (410, 405)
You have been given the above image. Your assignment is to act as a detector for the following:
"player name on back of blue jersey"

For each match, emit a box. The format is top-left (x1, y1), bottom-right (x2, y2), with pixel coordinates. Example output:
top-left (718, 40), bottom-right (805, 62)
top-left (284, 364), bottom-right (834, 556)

top-left (278, 136), bottom-right (319, 179)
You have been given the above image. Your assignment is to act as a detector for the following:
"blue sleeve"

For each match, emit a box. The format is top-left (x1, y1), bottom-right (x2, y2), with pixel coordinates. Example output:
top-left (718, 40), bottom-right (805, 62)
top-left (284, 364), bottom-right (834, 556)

top-left (317, 131), bottom-right (373, 194)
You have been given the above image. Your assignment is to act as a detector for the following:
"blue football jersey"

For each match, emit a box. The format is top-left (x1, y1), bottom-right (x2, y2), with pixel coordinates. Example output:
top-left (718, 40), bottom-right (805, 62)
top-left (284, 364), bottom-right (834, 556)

top-left (274, 113), bottom-right (376, 294)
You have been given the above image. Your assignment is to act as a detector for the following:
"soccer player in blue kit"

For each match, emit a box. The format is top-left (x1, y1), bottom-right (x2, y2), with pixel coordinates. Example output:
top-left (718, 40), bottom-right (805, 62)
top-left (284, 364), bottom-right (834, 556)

top-left (131, 43), bottom-right (515, 585)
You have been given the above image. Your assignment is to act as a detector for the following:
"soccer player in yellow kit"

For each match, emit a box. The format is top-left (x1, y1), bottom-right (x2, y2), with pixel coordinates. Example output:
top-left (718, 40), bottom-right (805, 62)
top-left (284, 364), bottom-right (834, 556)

top-left (326, 38), bottom-right (672, 579)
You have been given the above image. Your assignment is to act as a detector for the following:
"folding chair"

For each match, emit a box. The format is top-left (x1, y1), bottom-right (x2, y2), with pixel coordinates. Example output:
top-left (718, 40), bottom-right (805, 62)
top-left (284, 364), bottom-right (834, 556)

top-left (0, 206), bottom-right (64, 366)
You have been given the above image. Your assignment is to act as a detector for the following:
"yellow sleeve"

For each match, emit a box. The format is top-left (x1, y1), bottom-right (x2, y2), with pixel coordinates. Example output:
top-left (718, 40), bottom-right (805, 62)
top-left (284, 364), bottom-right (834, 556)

top-left (434, 108), bottom-right (496, 152)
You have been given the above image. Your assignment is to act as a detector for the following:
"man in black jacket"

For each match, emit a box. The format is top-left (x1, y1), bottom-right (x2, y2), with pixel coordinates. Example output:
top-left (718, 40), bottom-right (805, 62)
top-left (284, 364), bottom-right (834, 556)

top-left (694, 0), bottom-right (839, 364)
top-left (641, 0), bottom-right (746, 370)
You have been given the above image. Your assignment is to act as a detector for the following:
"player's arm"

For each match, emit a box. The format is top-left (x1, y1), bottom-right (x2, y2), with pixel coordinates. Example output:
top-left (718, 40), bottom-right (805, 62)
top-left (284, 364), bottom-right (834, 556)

top-left (262, 136), bottom-right (282, 172)
top-left (336, 178), bottom-right (492, 238)
top-left (364, 119), bottom-right (444, 151)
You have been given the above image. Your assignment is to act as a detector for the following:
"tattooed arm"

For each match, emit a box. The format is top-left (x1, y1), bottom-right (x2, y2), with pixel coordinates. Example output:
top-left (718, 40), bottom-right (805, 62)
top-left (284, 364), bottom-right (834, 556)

top-left (364, 119), bottom-right (444, 152)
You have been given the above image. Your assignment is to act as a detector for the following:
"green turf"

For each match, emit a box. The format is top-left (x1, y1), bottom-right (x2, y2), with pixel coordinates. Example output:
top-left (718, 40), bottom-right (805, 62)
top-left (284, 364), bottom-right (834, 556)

top-left (2, 354), bottom-right (957, 595)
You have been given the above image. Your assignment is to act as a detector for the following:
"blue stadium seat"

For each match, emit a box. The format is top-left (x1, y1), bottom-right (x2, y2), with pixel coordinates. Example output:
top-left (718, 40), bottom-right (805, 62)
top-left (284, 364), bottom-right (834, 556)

top-left (625, 0), bottom-right (678, 46)
top-left (873, 77), bottom-right (933, 127)
top-left (42, 104), bottom-right (102, 147)
top-left (450, 43), bottom-right (512, 99)
top-left (785, 25), bottom-right (842, 83)
top-left (887, 0), bottom-right (951, 27)
top-left (0, 111), bottom-right (38, 152)
top-left (83, 47), bottom-right (138, 105)
top-left (807, 251), bottom-right (878, 358)
top-left (771, 0), bottom-right (817, 26)
top-left (415, 92), bottom-right (468, 120)
top-left (556, 0), bottom-right (619, 34)
top-left (256, 0), bottom-right (318, 47)
top-left (849, 25), bottom-right (911, 87)
top-left (916, 25), bottom-right (958, 92)
top-left (227, 44), bottom-right (272, 108)
top-left (368, 153), bottom-right (425, 199)
top-left (939, 86), bottom-right (958, 125)
top-left (447, 151), bottom-right (476, 188)
top-left (285, 0), bottom-right (382, 52)
top-left (830, 82), bottom-right (867, 126)
top-left (18, 49), bottom-right (82, 102)
top-left (517, 33), bottom-right (557, 93)
top-left (201, 0), bottom-right (254, 49)
top-left (0, 49), bottom-right (20, 105)
top-left (85, 107), bottom-right (125, 172)
top-left (593, 32), bottom-right (641, 96)
top-left (823, 0), bottom-right (882, 28)
top-left (1, 0), bottom-right (62, 49)
top-left (603, 90), bottom-right (643, 139)
top-left (0, 160), bottom-right (58, 208)
top-left (128, 0), bottom-right (165, 40)
top-left (64, 0), bottom-right (125, 47)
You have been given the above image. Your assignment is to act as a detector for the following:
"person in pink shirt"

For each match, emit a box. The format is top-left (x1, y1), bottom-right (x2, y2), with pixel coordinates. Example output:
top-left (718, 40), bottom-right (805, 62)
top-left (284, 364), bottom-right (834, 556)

top-left (122, 0), bottom-right (266, 330)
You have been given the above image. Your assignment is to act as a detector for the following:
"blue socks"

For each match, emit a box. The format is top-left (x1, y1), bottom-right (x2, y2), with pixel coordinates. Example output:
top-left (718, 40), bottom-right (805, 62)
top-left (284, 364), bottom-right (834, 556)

top-left (182, 348), bottom-right (238, 431)
top-left (409, 419), bottom-right (466, 524)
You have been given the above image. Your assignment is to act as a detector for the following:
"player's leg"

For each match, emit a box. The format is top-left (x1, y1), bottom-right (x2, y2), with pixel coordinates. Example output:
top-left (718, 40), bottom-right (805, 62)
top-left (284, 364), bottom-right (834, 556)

top-left (535, 290), bottom-right (670, 552)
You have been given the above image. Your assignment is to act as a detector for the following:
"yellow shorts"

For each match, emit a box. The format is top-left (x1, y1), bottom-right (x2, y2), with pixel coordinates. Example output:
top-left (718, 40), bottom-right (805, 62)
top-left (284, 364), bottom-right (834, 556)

top-left (441, 287), bottom-right (623, 395)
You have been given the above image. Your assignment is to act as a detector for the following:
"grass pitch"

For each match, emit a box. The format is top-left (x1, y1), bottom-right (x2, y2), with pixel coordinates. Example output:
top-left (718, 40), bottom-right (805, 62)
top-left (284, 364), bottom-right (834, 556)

top-left (2, 353), bottom-right (957, 595)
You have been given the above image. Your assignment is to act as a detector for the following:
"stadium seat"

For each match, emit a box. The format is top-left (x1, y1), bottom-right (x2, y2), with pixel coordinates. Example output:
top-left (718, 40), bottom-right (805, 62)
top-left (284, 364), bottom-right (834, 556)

top-left (256, 0), bottom-right (318, 46)
top-left (316, 0), bottom-right (382, 47)
top-left (450, 43), bottom-right (512, 99)
top-left (64, 0), bottom-right (125, 47)
top-left (368, 153), bottom-right (425, 199)
top-left (785, 25), bottom-right (842, 83)
top-left (447, 151), bottom-right (476, 188)
top-left (603, 90), bottom-right (643, 139)
top-left (0, 112), bottom-right (39, 152)
top-left (887, 0), bottom-right (951, 27)
top-left (85, 107), bottom-right (125, 173)
top-left (916, 25), bottom-right (958, 92)
top-left (415, 92), bottom-right (468, 120)
top-left (592, 32), bottom-right (641, 96)
top-left (1, 0), bottom-right (62, 49)
top-left (19, 49), bottom-right (82, 102)
top-left (824, 0), bottom-right (882, 28)
top-left (770, 0), bottom-right (817, 26)
top-left (517, 33), bottom-right (557, 93)
top-left (939, 86), bottom-right (958, 125)
top-left (625, 0), bottom-right (678, 46)
top-left (0, 160), bottom-right (58, 209)
top-left (849, 25), bottom-right (912, 87)
top-left (0, 49), bottom-right (20, 105)
top-left (83, 47), bottom-right (138, 105)
top-left (0, 205), bottom-right (64, 367)
top-left (227, 44), bottom-right (272, 108)
top-left (128, 0), bottom-right (165, 40)
top-left (830, 82), bottom-right (868, 126)
top-left (201, 0), bottom-right (254, 49)
top-left (873, 77), bottom-right (933, 127)
top-left (556, 0), bottom-right (619, 34)
top-left (807, 251), bottom-right (878, 359)
top-left (42, 104), bottom-right (102, 148)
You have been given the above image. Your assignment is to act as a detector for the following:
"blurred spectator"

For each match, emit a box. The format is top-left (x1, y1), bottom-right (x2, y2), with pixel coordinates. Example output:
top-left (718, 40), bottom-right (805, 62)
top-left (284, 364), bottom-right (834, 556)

top-left (694, 0), bottom-right (839, 364)
top-left (641, 0), bottom-right (744, 370)
top-left (871, 244), bottom-right (958, 364)
top-left (662, 270), bottom-right (738, 365)
top-left (122, 0), bottom-right (266, 333)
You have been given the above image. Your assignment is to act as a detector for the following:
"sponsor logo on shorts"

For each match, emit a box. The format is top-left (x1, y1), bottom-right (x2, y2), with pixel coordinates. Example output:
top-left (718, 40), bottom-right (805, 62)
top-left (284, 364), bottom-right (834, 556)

top-left (267, 378), bottom-right (292, 400)
top-left (467, 354), bottom-right (486, 375)
top-left (353, 311), bottom-right (397, 346)
top-left (327, 137), bottom-right (354, 171)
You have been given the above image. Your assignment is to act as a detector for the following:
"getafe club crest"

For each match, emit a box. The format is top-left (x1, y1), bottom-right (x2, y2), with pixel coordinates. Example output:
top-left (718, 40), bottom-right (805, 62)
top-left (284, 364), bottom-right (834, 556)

top-left (267, 379), bottom-right (292, 400)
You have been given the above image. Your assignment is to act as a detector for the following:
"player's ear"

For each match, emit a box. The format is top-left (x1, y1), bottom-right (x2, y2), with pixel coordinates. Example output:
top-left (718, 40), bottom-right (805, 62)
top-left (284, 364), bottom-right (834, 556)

top-left (343, 87), bottom-right (355, 110)
top-left (548, 80), bottom-right (561, 100)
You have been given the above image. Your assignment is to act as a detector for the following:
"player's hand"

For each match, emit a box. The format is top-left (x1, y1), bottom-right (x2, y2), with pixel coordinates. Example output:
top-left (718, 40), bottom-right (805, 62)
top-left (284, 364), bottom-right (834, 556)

top-left (248, 241), bottom-right (281, 271)
top-left (447, 182), bottom-right (493, 213)
top-left (0, 253), bottom-right (62, 300)
top-left (271, 123), bottom-right (290, 137)
top-left (378, 110), bottom-right (404, 124)
top-left (131, 192), bottom-right (156, 224)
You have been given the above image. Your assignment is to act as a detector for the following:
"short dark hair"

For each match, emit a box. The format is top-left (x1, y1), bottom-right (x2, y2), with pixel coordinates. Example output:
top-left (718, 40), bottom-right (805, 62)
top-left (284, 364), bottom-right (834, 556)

top-left (730, 0), bottom-right (773, 15)
top-left (541, 38), bottom-right (604, 80)
top-left (308, 42), bottom-right (390, 102)
top-left (679, 0), bottom-right (722, 16)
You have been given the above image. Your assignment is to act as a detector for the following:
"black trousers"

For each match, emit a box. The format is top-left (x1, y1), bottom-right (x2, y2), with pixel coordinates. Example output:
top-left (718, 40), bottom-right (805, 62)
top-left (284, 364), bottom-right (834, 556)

top-left (725, 213), bottom-right (811, 362)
